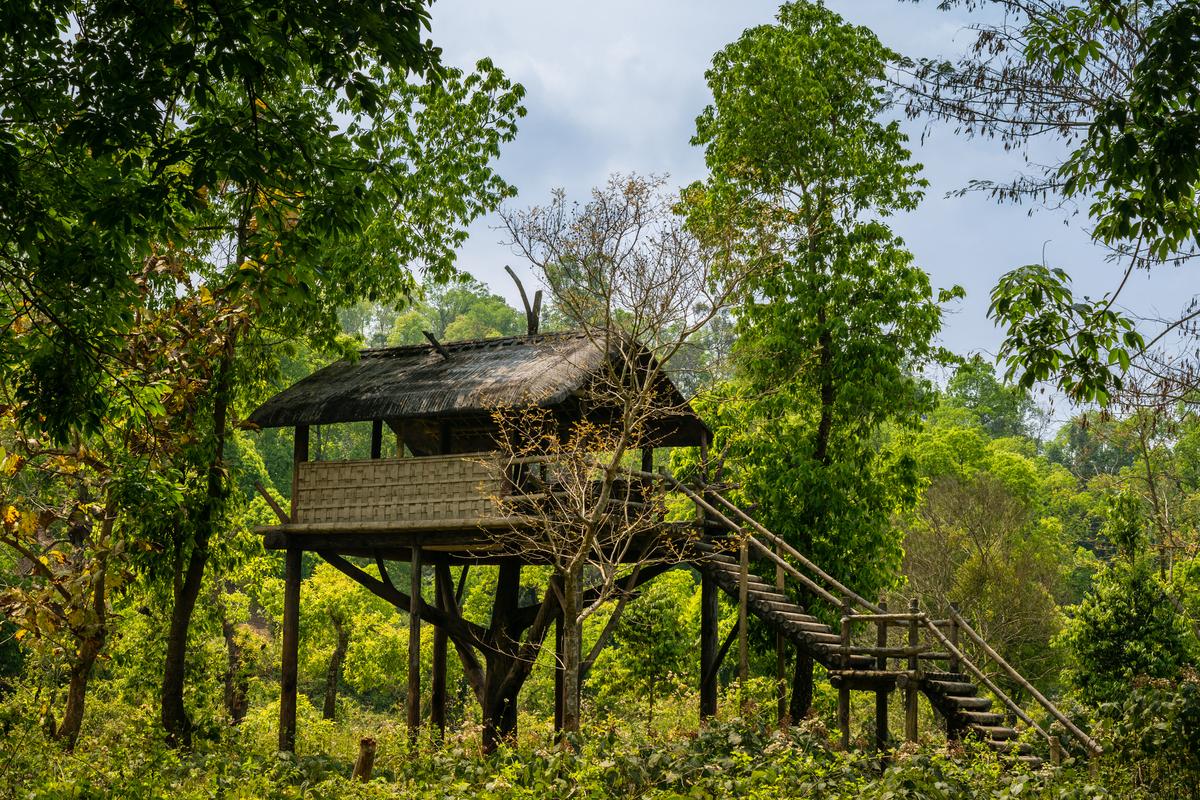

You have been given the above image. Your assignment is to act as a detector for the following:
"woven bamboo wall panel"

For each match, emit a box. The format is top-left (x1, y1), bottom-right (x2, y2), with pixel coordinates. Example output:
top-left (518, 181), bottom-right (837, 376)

top-left (294, 455), bottom-right (500, 524)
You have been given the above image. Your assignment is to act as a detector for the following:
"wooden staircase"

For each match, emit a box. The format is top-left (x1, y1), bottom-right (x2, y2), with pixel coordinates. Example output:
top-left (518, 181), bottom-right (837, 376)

top-left (630, 467), bottom-right (1105, 768)
top-left (695, 547), bottom-right (1038, 763)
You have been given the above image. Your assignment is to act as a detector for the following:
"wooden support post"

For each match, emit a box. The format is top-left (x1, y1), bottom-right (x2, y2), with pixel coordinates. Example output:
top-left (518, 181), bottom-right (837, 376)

top-left (279, 545), bottom-right (301, 753)
top-left (875, 599), bottom-right (889, 752)
top-left (554, 605), bottom-right (565, 735)
top-left (905, 597), bottom-right (919, 743)
top-left (290, 425), bottom-right (309, 521)
top-left (776, 542), bottom-right (787, 724)
top-left (738, 539), bottom-right (749, 703)
top-left (641, 446), bottom-right (653, 474)
top-left (838, 600), bottom-right (852, 750)
top-left (431, 565), bottom-right (447, 741)
top-left (407, 546), bottom-right (423, 741)
top-left (700, 573), bottom-right (719, 720)
top-left (370, 419), bottom-right (383, 459)
top-left (946, 603), bottom-right (961, 740)
top-left (698, 430), bottom-right (718, 721)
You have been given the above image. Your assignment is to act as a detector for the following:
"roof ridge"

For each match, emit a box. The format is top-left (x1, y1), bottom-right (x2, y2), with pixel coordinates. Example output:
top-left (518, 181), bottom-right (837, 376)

top-left (360, 330), bottom-right (587, 358)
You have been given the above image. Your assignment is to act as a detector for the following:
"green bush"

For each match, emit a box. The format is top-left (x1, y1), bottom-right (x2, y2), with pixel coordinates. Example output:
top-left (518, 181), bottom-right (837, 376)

top-left (1059, 558), bottom-right (1192, 706)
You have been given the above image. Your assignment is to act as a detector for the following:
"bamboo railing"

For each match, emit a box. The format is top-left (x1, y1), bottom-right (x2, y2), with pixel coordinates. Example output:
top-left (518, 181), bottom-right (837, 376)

top-left (630, 465), bottom-right (1102, 761)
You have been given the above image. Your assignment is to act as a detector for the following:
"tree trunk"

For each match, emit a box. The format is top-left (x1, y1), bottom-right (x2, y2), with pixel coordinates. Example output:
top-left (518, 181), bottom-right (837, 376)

top-left (162, 340), bottom-right (235, 745)
top-left (56, 524), bottom-right (111, 751)
top-left (220, 594), bottom-right (249, 724)
top-left (323, 619), bottom-right (349, 720)
top-left (481, 674), bottom-right (521, 753)
top-left (56, 635), bottom-right (102, 751)
top-left (559, 566), bottom-right (583, 736)
top-left (789, 647), bottom-right (814, 721)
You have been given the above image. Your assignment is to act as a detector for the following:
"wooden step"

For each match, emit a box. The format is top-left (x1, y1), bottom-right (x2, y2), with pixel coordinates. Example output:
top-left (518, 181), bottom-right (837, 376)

top-left (985, 739), bottom-right (1034, 756)
top-left (958, 710), bottom-right (1005, 726)
top-left (924, 679), bottom-right (977, 695)
top-left (775, 618), bottom-right (832, 634)
top-left (945, 695), bottom-right (992, 711)
top-left (970, 725), bottom-right (1017, 740)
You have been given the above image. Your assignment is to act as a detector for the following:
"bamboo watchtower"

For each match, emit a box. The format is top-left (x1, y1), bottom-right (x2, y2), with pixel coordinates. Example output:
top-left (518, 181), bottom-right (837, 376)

top-left (247, 331), bottom-right (710, 751)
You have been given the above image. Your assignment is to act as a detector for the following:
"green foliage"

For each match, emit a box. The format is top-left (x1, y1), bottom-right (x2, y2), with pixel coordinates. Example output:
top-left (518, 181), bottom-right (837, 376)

top-left (1058, 3), bottom-right (1200, 260)
top-left (1060, 558), bottom-right (1193, 706)
top-left (590, 570), bottom-right (698, 726)
top-left (944, 355), bottom-right (1041, 440)
top-left (988, 265), bottom-right (1143, 405)
top-left (686, 0), bottom-right (958, 608)
top-left (1094, 670), bottom-right (1200, 800)
top-left (387, 277), bottom-right (525, 346)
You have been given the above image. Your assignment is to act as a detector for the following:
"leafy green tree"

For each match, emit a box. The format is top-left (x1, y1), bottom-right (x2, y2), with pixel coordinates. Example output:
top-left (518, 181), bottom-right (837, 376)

top-left (387, 277), bottom-right (525, 345)
top-left (1061, 557), bottom-right (1193, 706)
top-left (686, 0), bottom-right (958, 716)
top-left (591, 570), bottom-right (698, 730)
top-left (904, 1), bottom-right (1196, 401)
top-left (944, 355), bottom-right (1042, 440)
top-left (901, 409), bottom-right (1078, 687)
top-left (1, 1), bottom-right (526, 742)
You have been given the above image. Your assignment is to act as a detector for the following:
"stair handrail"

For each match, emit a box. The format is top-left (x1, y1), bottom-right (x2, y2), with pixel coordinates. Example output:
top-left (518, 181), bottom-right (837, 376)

top-left (632, 464), bottom-right (1102, 758)
top-left (661, 475), bottom-right (846, 609)
top-left (634, 466), bottom-right (884, 616)
top-left (915, 614), bottom-right (1051, 741)
top-left (703, 487), bottom-right (885, 616)
top-left (944, 608), bottom-right (1103, 757)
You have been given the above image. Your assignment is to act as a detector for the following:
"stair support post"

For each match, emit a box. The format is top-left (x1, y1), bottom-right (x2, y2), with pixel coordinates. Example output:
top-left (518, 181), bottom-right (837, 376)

top-left (738, 539), bottom-right (749, 712)
top-left (946, 603), bottom-right (962, 740)
top-left (700, 572), bottom-right (719, 720)
top-left (407, 545), bottom-right (423, 742)
top-left (775, 543), bottom-right (787, 724)
top-left (905, 597), bottom-right (919, 743)
top-left (838, 599), bottom-right (852, 750)
top-left (875, 599), bottom-right (889, 753)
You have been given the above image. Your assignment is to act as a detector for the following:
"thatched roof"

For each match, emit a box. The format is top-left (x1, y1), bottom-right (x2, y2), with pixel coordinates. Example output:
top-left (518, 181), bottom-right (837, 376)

top-left (246, 332), bottom-right (708, 446)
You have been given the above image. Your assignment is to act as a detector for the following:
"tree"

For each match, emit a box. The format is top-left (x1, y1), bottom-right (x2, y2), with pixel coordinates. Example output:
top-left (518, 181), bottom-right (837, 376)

top-left (944, 354), bottom-right (1043, 440)
top-left (387, 277), bottom-right (525, 346)
top-left (2, 1), bottom-right (525, 744)
top-left (902, 1), bottom-right (1198, 403)
top-left (1061, 557), bottom-right (1193, 706)
top-left (687, 0), bottom-right (959, 717)
top-left (900, 409), bottom-right (1076, 688)
top-left (484, 173), bottom-right (746, 739)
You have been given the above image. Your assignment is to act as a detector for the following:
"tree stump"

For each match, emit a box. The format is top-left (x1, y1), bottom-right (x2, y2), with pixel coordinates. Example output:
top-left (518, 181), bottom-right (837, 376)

top-left (352, 736), bottom-right (377, 782)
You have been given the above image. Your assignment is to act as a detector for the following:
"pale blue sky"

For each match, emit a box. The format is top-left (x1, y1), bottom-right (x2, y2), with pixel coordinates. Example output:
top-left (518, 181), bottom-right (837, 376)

top-left (428, 1), bottom-right (1192, 382)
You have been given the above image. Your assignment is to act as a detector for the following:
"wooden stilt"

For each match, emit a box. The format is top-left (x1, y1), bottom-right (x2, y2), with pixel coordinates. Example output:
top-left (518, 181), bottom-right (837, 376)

top-left (737, 540), bottom-right (749, 706)
top-left (370, 419), bottom-right (383, 460)
top-left (776, 543), bottom-right (787, 724)
top-left (700, 572), bottom-right (718, 719)
top-left (279, 545), bottom-right (301, 753)
top-left (875, 599), bottom-right (889, 752)
top-left (905, 598), bottom-right (919, 743)
top-left (431, 565), bottom-right (447, 741)
top-left (838, 600), bottom-right (851, 750)
top-left (554, 608), bottom-right (565, 735)
top-left (407, 545), bottom-right (423, 741)
top-left (699, 430), bottom-right (718, 721)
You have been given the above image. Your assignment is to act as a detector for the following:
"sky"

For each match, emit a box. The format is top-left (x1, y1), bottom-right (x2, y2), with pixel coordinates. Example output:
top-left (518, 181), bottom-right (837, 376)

top-left (427, 0), bottom-right (1193, 374)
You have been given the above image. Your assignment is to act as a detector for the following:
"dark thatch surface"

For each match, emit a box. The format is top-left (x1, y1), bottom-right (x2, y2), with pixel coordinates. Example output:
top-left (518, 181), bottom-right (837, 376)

top-left (246, 332), bottom-right (708, 445)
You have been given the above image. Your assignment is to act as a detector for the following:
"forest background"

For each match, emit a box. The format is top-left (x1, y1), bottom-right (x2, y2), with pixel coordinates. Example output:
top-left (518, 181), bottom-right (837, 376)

top-left (1, 1), bottom-right (1199, 798)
